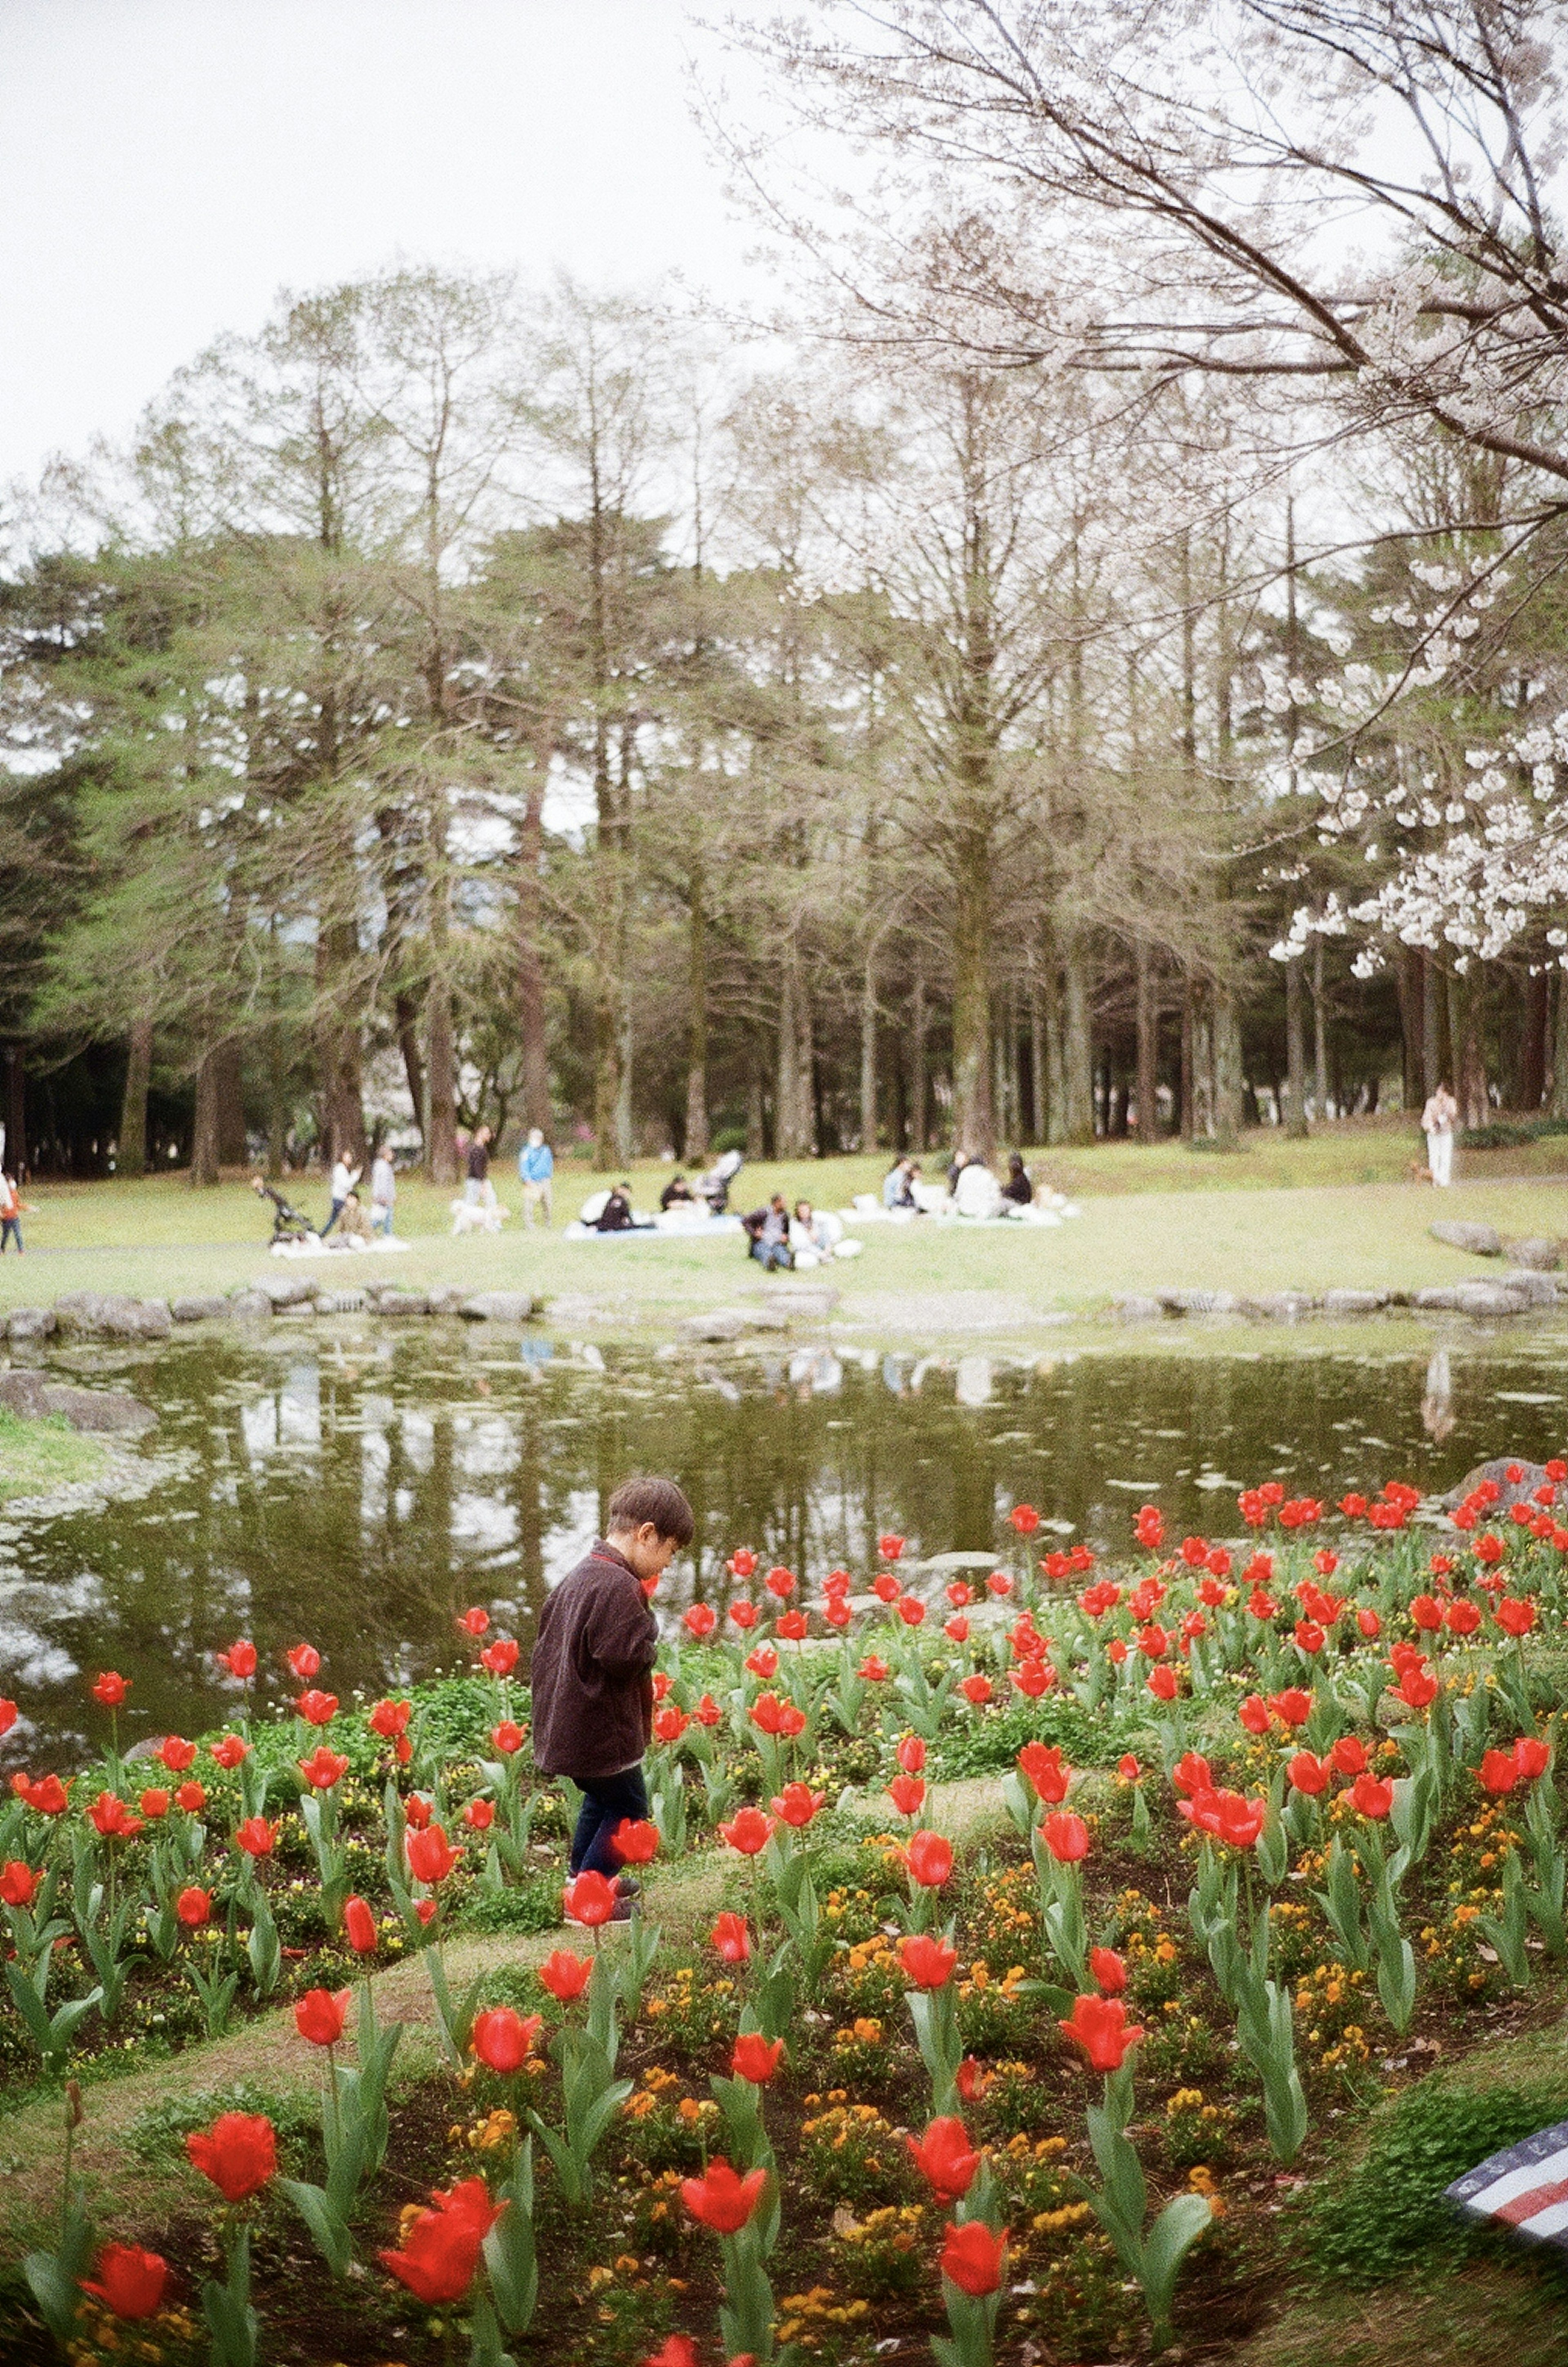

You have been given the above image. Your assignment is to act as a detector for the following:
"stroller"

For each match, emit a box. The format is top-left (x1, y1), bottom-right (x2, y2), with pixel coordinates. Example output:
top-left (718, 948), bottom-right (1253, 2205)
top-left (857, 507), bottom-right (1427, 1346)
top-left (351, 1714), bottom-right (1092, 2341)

top-left (250, 1175), bottom-right (319, 1245)
top-left (696, 1149), bottom-right (744, 1215)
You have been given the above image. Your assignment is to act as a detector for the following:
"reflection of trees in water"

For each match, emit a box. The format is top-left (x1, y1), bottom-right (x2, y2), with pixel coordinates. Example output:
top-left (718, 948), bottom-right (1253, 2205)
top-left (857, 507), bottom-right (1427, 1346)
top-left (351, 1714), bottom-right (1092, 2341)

top-left (8, 1327), bottom-right (1568, 1763)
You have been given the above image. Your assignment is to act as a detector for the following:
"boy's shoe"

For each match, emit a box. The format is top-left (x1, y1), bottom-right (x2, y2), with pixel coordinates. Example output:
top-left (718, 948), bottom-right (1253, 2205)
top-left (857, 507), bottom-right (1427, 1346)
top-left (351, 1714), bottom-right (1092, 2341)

top-left (615, 1875), bottom-right (641, 1900)
top-left (609, 1898), bottom-right (635, 1922)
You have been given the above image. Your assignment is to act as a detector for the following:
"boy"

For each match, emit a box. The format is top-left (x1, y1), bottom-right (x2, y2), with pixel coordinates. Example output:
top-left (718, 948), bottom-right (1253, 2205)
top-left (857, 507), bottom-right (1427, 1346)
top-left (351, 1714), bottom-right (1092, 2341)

top-left (530, 1474), bottom-right (694, 1917)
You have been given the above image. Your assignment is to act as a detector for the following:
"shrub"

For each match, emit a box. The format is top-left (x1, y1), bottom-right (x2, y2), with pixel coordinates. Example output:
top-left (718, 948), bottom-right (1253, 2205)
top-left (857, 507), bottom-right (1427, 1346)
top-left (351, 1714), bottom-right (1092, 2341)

top-left (1304, 2077), bottom-right (1568, 2284)
top-left (934, 1694), bottom-right (1111, 1779)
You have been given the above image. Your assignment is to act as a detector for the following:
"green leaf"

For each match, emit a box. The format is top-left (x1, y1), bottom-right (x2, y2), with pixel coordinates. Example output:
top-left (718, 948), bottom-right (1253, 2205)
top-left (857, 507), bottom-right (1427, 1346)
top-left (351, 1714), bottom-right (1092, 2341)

top-left (277, 2177), bottom-right (354, 2277)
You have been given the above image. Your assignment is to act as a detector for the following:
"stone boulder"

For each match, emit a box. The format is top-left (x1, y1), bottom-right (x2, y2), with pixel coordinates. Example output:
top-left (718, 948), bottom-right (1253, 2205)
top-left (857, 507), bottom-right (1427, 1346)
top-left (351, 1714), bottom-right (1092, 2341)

top-left (1241, 1292), bottom-right (1318, 1322)
top-left (1443, 1457), bottom-right (1560, 1513)
top-left (423, 1284), bottom-right (470, 1315)
top-left (1322, 1288), bottom-right (1388, 1317)
top-left (53, 1291), bottom-right (172, 1340)
top-left (314, 1288), bottom-right (368, 1315)
top-left (228, 1290), bottom-right (274, 1322)
top-left (1157, 1288), bottom-right (1239, 1315)
top-left (1429, 1220), bottom-right (1503, 1257)
top-left (1505, 1236), bottom-right (1561, 1271)
top-left (1112, 1294), bottom-right (1165, 1323)
top-left (1500, 1268), bottom-right (1560, 1306)
top-left (5, 1306), bottom-right (56, 1342)
top-left (458, 1290), bottom-right (539, 1323)
top-left (371, 1290), bottom-right (428, 1317)
top-left (0, 1368), bottom-right (156, 1436)
top-left (171, 1294), bottom-right (231, 1323)
top-left (1417, 1279), bottom-right (1534, 1316)
top-left (678, 1308), bottom-right (747, 1343)
top-left (248, 1272), bottom-right (318, 1309)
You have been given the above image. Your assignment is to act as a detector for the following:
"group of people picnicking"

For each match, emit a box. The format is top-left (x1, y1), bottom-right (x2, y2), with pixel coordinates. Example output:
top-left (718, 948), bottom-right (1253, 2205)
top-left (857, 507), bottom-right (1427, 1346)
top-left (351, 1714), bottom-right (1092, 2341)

top-left (880, 1147), bottom-right (1037, 1218)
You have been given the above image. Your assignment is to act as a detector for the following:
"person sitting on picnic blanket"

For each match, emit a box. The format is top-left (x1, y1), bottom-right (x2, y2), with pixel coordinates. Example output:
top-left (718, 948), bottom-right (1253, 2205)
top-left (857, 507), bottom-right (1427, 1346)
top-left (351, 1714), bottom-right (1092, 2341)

top-left (1002, 1152), bottom-right (1033, 1206)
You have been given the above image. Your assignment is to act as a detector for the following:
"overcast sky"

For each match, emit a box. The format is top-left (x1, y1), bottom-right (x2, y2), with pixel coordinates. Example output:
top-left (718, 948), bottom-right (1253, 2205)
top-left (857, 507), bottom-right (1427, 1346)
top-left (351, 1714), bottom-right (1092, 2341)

top-left (0, 0), bottom-right (773, 489)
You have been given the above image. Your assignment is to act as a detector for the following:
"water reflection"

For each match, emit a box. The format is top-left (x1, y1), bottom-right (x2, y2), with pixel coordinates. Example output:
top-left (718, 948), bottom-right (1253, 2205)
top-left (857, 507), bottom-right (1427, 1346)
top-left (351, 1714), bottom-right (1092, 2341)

top-left (4, 1322), bottom-right (1568, 1765)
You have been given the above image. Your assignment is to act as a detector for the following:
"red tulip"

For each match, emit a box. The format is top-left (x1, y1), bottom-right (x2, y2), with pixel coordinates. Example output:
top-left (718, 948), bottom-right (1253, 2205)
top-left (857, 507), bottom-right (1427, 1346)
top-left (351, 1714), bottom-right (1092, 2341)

top-left (12, 1773), bottom-right (69, 1814)
top-left (1059, 1993), bottom-right (1146, 2072)
top-left (369, 1698), bottom-right (410, 1739)
top-left (888, 1772), bottom-right (926, 1818)
top-left (896, 1734), bottom-right (927, 1774)
top-left (683, 1603), bottom-right (717, 1639)
top-left (491, 1720), bottom-right (526, 1754)
top-left (295, 1690), bottom-right (339, 1728)
top-left (210, 1734), bottom-right (249, 1770)
top-left (728, 1547), bottom-right (758, 1578)
top-left (0, 1698), bottom-right (15, 1736)
top-left (471, 2007), bottom-right (543, 2073)
top-left (1515, 1736), bottom-right (1551, 1781)
top-left (285, 1643), bottom-right (321, 1681)
top-left (1287, 1752), bottom-right (1332, 1797)
top-left (731, 2031), bottom-right (785, 2083)
top-left (940, 2218), bottom-right (1007, 2298)
top-left (956, 2056), bottom-right (991, 2102)
top-left (480, 1638), bottom-right (519, 1676)
top-left (1089, 1946), bottom-right (1127, 1994)
top-left (88, 1791), bottom-right (141, 1839)
top-left (960, 1672), bottom-right (994, 1703)
top-left (1040, 1811), bottom-right (1089, 1863)
top-left (900, 1933), bottom-right (958, 1989)
top-left (175, 1781), bottom-right (207, 1816)
top-left (859, 1654), bottom-right (890, 1680)
top-left (563, 1870), bottom-right (617, 1926)
top-left (907, 2115), bottom-right (980, 2203)
top-left (749, 1691), bottom-right (806, 1738)
top-left (379, 2177), bottom-right (503, 2305)
top-left (1117, 1754), bottom-right (1142, 1782)
top-left (139, 1790), bottom-right (168, 1825)
top-left (234, 1816), bottom-right (276, 1858)
top-left (878, 1532), bottom-right (906, 1560)
top-left (458, 1606), bottom-right (490, 1636)
top-left (771, 1782), bottom-right (825, 1828)
top-left (216, 1640), bottom-right (257, 1680)
top-left (407, 1825), bottom-right (461, 1884)
top-left (91, 1672), bottom-right (129, 1708)
top-left (294, 1988), bottom-right (352, 2047)
top-left (1180, 1788), bottom-right (1265, 1849)
top-left (1351, 1774), bottom-right (1394, 1820)
top-left (680, 2157), bottom-right (767, 2233)
top-left (1268, 1688), bottom-right (1311, 1727)
top-left (1330, 1735), bottom-right (1368, 1776)
top-left (462, 1798), bottom-right (495, 1831)
top-left (904, 1828), bottom-right (954, 1887)
top-left (0, 1861), bottom-right (41, 1906)
top-left (1495, 1597), bottom-right (1536, 1637)
top-left (1146, 1664), bottom-right (1179, 1702)
top-left (612, 1819), bottom-right (660, 1865)
top-left (344, 1895), bottom-right (379, 1953)
top-left (719, 1806), bottom-right (775, 1857)
top-left (176, 1886), bottom-right (211, 1927)
top-left (711, 1912), bottom-right (751, 1964)
top-left (186, 2112), bottom-right (277, 2201)
top-left (80, 2242), bottom-right (169, 2320)
top-left (298, 1747), bottom-right (349, 1791)
top-left (1017, 1742), bottom-right (1069, 1803)
top-left (156, 1735), bottom-right (197, 1772)
top-left (744, 1645), bottom-right (780, 1680)
top-left (538, 1948), bottom-right (594, 2000)
top-left (1171, 1752), bottom-right (1214, 1799)
top-left (1477, 1749), bottom-right (1519, 1796)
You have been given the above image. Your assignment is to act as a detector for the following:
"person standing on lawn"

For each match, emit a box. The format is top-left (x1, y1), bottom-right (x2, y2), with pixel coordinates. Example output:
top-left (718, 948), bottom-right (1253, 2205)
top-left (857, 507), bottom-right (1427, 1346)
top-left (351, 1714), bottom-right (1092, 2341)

top-left (1421, 1081), bottom-right (1459, 1187)
top-left (0, 1167), bottom-right (24, 1253)
top-left (529, 1473), bottom-right (694, 1917)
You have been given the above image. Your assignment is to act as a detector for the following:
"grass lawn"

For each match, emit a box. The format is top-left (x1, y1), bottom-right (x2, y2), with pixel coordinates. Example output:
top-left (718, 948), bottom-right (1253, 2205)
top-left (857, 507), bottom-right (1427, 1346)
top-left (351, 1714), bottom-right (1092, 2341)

top-left (1, 1120), bottom-right (1566, 1339)
top-left (0, 1405), bottom-right (108, 1501)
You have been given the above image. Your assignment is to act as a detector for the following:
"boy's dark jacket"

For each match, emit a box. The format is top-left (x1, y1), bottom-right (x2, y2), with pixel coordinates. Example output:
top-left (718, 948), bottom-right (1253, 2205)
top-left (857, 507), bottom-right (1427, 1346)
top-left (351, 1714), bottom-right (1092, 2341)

top-left (528, 1539), bottom-right (659, 1778)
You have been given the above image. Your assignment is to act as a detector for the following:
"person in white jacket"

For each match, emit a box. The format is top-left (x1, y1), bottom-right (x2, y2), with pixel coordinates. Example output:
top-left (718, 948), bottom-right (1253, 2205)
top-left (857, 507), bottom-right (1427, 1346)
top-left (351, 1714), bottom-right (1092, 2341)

top-left (1421, 1084), bottom-right (1458, 1187)
top-left (321, 1155), bottom-right (361, 1235)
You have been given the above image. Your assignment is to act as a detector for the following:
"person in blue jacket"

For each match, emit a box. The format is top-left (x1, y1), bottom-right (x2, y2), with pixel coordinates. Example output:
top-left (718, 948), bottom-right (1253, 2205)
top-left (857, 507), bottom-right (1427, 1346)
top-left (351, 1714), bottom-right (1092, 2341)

top-left (519, 1127), bottom-right (554, 1226)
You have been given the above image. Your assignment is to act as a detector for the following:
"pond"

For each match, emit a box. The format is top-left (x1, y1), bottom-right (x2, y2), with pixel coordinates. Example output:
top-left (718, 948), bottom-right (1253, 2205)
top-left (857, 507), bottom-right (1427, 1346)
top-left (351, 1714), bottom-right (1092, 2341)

top-left (4, 1319), bottom-right (1567, 1767)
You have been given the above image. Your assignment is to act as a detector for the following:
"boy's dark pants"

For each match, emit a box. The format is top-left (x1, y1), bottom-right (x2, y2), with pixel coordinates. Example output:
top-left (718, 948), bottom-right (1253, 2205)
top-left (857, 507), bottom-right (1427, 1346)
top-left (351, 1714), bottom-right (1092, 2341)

top-left (568, 1764), bottom-right (650, 1878)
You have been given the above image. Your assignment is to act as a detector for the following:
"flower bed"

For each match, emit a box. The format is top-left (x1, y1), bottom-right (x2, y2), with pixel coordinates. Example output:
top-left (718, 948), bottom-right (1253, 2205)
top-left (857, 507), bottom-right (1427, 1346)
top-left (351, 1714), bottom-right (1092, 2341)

top-left (2, 1476), bottom-right (1566, 2363)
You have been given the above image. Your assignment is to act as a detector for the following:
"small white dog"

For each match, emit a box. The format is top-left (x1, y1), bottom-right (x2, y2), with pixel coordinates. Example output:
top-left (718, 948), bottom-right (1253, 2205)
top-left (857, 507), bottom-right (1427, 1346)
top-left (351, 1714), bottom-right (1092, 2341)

top-left (450, 1196), bottom-right (510, 1237)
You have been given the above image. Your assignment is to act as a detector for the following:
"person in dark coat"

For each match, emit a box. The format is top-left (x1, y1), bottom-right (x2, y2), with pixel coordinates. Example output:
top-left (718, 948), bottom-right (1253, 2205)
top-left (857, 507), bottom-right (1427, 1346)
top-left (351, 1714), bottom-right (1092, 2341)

top-left (529, 1474), bottom-right (695, 1908)
top-left (1002, 1152), bottom-right (1033, 1206)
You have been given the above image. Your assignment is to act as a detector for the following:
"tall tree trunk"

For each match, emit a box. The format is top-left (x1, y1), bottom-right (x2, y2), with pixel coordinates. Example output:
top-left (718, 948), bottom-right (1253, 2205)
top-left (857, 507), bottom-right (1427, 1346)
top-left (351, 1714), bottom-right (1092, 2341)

top-left (685, 871), bottom-right (710, 1165)
top-left (1284, 954), bottom-right (1309, 1137)
top-left (1180, 977), bottom-right (1197, 1142)
top-left (777, 951), bottom-right (809, 1157)
top-left (314, 923), bottom-right (367, 1171)
top-left (216, 1040), bottom-right (247, 1168)
top-left (514, 776), bottom-right (550, 1134)
top-left (1551, 970), bottom-right (1568, 1118)
top-left (189, 1042), bottom-right (221, 1187)
top-left (394, 993), bottom-right (426, 1131)
top-left (1061, 926), bottom-right (1094, 1145)
top-left (1454, 977), bottom-right (1489, 1130)
top-left (119, 1019), bottom-right (153, 1178)
top-left (1424, 956), bottom-right (1448, 1096)
top-left (858, 941), bottom-right (878, 1155)
top-left (1212, 988), bottom-right (1244, 1145)
top-left (1521, 967), bottom-right (1549, 1112)
top-left (1, 1043), bottom-right (24, 1175)
top-left (1312, 938), bottom-right (1330, 1118)
top-left (1029, 949), bottom-right (1047, 1146)
top-left (910, 962), bottom-right (929, 1152)
top-left (951, 822), bottom-right (993, 1160)
top-left (425, 800), bottom-right (458, 1185)
top-left (746, 1041), bottom-right (766, 1159)
top-left (615, 976), bottom-right (635, 1165)
top-left (1135, 939), bottom-right (1159, 1140)
top-left (1397, 946), bottom-right (1424, 1111)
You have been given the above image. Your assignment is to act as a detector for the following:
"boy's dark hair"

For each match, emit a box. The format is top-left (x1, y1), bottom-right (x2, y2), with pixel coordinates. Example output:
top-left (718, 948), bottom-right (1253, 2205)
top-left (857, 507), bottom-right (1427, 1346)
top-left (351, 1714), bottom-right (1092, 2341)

top-left (607, 1475), bottom-right (695, 1547)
